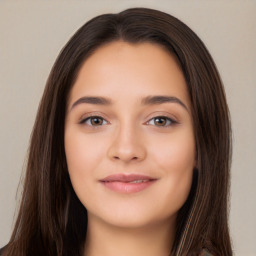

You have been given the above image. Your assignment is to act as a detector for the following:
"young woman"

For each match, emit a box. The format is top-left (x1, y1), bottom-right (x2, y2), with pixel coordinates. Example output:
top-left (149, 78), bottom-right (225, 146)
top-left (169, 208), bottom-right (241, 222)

top-left (1, 7), bottom-right (232, 256)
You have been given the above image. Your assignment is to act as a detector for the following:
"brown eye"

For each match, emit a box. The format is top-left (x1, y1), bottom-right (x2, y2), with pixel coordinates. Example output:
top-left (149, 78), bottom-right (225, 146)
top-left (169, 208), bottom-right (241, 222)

top-left (147, 116), bottom-right (177, 127)
top-left (91, 117), bottom-right (103, 125)
top-left (154, 117), bottom-right (167, 126)
top-left (80, 116), bottom-right (107, 126)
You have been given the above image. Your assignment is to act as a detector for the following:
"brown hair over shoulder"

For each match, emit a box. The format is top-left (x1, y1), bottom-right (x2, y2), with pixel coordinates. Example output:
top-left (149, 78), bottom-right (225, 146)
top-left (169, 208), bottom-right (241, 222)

top-left (3, 7), bottom-right (232, 256)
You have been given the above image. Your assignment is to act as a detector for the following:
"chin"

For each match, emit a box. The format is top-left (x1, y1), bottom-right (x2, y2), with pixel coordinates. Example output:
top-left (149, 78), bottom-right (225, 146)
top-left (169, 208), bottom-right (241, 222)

top-left (87, 206), bottom-right (176, 230)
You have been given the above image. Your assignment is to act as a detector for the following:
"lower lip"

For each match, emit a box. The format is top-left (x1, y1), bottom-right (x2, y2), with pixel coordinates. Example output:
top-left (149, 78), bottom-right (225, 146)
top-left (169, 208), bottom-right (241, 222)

top-left (100, 180), bottom-right (157, 193)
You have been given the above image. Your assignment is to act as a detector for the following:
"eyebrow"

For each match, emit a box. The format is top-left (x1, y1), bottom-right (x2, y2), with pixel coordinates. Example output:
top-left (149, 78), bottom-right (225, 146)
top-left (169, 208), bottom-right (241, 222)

top-left (70, 95), bottom-right (188, 111)
top-left (141, 96), bottom-right (188, 110)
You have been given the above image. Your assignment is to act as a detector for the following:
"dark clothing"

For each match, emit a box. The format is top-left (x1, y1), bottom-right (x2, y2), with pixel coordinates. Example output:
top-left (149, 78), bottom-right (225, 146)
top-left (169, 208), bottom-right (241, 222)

top-left (200, 249), bottom-right (213, 256)
top-left (0, 246), bottom-right (212, 255)
top-left (0, 245), bottom-right (5, 255)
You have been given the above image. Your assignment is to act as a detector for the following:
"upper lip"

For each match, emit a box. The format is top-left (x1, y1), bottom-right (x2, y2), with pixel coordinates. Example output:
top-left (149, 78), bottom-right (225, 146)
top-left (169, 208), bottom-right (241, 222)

top-left (100, 174), bottom-right (157, 182)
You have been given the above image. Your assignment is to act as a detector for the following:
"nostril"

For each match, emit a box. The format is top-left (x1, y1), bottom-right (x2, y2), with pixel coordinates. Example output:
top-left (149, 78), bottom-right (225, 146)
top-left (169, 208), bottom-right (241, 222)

top-left (113, 155), bottom-right (138, 161)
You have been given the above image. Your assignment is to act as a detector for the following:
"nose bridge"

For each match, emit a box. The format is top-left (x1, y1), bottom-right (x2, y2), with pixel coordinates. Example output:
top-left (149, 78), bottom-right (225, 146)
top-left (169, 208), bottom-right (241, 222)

top-left (107, 118), bottom-right (146, 163)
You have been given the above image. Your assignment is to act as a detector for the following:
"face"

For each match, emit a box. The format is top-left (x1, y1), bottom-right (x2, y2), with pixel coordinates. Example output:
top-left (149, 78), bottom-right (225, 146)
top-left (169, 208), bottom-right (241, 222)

top-left (65, 41), bottom-right (195, 229)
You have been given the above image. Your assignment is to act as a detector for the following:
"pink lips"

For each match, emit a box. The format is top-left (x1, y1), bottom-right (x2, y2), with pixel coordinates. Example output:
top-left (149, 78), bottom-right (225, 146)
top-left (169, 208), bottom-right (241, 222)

top-left (99, 174), bottom-right (157, 193)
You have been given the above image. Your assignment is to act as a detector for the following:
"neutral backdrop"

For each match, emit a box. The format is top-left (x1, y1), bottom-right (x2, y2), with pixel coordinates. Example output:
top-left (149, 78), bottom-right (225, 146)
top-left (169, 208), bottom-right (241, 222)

top-left (0, 1), bottom-right (255, 255)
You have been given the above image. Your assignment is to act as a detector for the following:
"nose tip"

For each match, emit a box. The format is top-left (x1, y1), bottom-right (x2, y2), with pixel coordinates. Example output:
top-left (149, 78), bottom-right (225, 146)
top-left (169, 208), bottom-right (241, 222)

top-left (107, 129), bottom-right (146, 163)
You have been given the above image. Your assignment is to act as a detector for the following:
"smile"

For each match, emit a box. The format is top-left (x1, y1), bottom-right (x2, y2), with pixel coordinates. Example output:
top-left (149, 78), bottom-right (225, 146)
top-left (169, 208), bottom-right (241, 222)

top-left (99, 174), bottom-right (158, 193)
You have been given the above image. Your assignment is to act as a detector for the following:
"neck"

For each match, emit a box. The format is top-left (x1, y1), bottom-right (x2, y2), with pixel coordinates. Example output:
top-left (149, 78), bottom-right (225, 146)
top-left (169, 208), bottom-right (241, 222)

top-left (83, 214), bottom-right (176, 256)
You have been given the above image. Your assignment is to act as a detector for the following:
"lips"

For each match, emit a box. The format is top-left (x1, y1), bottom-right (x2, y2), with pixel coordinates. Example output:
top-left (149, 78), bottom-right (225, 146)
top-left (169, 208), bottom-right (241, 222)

top-left (99, 174), bottom-right (158, 193)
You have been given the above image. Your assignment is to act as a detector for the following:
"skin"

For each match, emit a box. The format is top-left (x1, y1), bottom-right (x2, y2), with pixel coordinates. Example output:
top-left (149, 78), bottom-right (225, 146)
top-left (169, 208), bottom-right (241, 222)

top-left (65, 41), bottom-right (196, 256)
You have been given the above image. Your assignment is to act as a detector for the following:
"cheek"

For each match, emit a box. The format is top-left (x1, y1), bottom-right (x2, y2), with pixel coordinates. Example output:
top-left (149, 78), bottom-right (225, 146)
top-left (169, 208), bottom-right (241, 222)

top-left (149, 130), bottom-right (195, 209)
top-left (151, 129), bottom-right (195, 171)
top-left (64, 129), bottom-right (111, 211)
top-left (64, 129), bottom-right (106, 185)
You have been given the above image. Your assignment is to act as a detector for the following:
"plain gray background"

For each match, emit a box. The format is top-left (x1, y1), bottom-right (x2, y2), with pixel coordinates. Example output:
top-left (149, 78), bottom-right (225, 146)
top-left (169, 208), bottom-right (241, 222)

top-left (0, 1), bottom-right (255, 255)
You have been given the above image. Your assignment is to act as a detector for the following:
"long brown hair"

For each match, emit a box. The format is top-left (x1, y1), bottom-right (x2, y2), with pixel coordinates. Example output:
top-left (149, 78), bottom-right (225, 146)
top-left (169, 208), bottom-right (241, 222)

top-left (3, 7), bottom-right (232, 256)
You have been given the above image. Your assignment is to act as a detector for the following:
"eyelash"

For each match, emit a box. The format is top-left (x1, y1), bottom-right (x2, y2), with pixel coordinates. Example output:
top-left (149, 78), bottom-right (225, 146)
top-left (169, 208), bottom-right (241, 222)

top-left (79, 115), bottom-right (178, 128)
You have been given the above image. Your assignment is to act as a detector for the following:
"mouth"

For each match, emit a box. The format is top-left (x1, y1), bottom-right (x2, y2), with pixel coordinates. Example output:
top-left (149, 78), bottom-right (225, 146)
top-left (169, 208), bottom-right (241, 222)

top-left (99, 174), bottom-right (158, 193)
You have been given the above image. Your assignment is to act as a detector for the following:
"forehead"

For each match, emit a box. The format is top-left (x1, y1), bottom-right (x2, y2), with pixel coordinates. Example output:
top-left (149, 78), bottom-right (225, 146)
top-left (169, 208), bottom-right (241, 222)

top-left (68, 41), bottom-right (190, 109)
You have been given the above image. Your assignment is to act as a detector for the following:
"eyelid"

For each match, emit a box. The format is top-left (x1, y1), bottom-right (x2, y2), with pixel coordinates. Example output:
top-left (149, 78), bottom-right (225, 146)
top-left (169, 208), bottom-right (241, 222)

top-left (79, 113), bottom-right (109, 126)
top-left (144, 110), bottom-right (179, 123)
top-left (146, 115), bottom-right (178, 127)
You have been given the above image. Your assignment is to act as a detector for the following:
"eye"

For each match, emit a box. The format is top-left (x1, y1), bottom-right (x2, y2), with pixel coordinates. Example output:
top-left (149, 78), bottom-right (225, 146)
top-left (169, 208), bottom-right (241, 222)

top-left (80, 116), bottom-right (108, 126)
top-left (147, 116), bottom-right (177, 127)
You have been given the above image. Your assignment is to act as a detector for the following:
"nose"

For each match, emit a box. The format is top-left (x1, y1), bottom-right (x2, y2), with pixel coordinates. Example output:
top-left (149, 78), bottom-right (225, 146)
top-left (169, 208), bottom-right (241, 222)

top-left (107, 124), bottom-right (147, 163)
